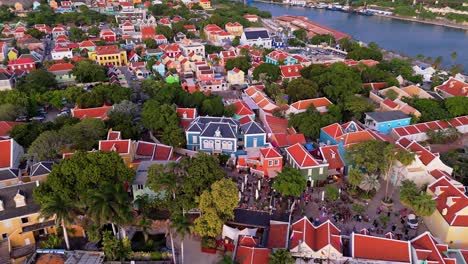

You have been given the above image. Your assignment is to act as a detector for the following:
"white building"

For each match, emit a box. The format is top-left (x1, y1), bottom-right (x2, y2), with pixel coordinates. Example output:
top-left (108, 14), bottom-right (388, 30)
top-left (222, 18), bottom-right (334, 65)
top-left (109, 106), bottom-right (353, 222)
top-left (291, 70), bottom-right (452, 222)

top-left (240, 27), bottom-right (272, 48)
top-left (51, 47), bottom-right (73, 60)
top-left (180, 42), bottom-right (205, 57)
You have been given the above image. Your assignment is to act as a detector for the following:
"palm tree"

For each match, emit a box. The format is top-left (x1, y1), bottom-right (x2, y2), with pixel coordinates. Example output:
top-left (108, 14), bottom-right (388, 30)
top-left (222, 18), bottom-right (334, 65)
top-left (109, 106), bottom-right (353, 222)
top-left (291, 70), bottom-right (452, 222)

top-left (384, 149), bottom-right (415, 201)
top-left (348, 168), bottom-right (363, 190)
top-left (412, 193), bottom-right (437, 216)
top-left (387, 150), bottom-right (415, 200)
top-left (85, 183), bottom-right (133, 238)
top-left (38, 194), bottom-right (74, 250)
top-left (171, 214), bottom-right (192, 264)
top-left (359, 174), bottom-right (380, 194)
top-left (269, 249), bottom-right (294, 264)
top-left (218, 254), bottom-right (237, 264)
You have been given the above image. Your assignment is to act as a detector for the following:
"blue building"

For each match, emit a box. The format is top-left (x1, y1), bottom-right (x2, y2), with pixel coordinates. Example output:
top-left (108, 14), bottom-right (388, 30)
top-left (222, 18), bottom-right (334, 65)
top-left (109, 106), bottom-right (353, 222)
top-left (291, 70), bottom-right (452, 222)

top-left (185, 116), bottom-right (266, 154)
top-left (272, 37), bottom-right (285, 49)
top-left (364, 111), bottom-right (411, 135)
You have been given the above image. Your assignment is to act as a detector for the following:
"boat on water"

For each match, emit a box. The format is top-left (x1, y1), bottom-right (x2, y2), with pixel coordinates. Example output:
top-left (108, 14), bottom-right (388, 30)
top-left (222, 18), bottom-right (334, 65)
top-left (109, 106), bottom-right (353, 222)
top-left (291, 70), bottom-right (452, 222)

top-left (325, 3), bottom-right (343, 11)
top-left (315, 2), bottom-right (327, 9)
top-left (341, 5), bottom-right (351, 12)
top-left (358, 9), bottom-right (374, 16)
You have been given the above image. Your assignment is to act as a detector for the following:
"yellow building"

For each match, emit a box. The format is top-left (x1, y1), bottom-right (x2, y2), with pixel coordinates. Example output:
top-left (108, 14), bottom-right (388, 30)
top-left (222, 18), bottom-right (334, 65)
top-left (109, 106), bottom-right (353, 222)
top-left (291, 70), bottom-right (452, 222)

top-left (423, 176), bottom-right (468, 249)
top-left (199, 0), bottom-right (211, 9)
top-left (88, 45), bottom-right (128, 67)
top-left (225, 22), bottom-right (243, 37)
top-left (0, 182), bottom-right (56, 263)
top-left (227, 67), bottom-right (245, 86)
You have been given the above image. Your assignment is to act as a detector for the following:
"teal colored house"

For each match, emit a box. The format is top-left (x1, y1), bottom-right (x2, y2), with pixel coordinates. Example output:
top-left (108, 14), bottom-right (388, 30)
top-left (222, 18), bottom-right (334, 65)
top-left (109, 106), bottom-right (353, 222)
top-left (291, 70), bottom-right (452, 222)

top-left (152, 61), bottom-right (166, 77)
top-left (364, 111), bottom-right (411, 135)
top-left (285, 143), bottom-right (328, 187)
top-left (265, 50), bottom-right (298, 65)
top-left (185, 116), bottom-right (266, 154)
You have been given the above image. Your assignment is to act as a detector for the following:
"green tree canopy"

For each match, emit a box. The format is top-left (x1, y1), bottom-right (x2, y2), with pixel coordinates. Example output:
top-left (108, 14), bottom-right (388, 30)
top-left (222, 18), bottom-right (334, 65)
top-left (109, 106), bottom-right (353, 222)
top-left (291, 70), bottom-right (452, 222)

top-left (269, 249), bottom-right (294, 264)
top-left (344, 95), bottom-right (375, 120)
top-left (292, 28), bottom-right (307, 41)
top-left (285, 78), bottom-right (319, 102)
top-left (272, 166), bottom-right (306, 197)
top-left (25, 28), bottom-right (45, 39)
top-left (225, 57), bottom-right (251, 73)
top-left (194, 178), bottom-right (238, 237)
top-left (156, 25), bottom-right (174, 40)
top-left (309, 34), bottom-right (335, 45)
top-left (252, 63), bottom-right (281, 83)
top-left (288, 106), bottom-right (341, 138)
top-left (17, 69), bottom-right (58, 95)
top-left (72, 60), bottom-right (107, 83)
top-left (445, 96), bottom-right (468, 117)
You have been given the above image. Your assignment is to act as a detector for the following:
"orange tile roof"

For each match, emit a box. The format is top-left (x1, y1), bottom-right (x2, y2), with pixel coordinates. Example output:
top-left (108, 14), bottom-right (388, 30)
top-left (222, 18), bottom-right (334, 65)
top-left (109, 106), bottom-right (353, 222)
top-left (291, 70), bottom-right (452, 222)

top-left (411, 232), bottom-right (451, 264)
top-left (48, 62), bottom-right (74, 72)
top-left (435, 77), bottom-right (468, 97)
top-left (99, 139), bottom-right (131, 154)
top-left (285, 143), bottom-right (320, 168)
top-left (260, 148), bottom-right (281, 159)
top-left (231, 101), bottom-right (254, 116)
top-left (235, 246), bottom-right (270, 264)
top-left (71, 105), bottom-right (112, 120)
top-left (0, 121), bottom-right (23, 137)
top-left (320, 145), bottom-right (344, 170)
top-left (290, 217), bottom-right (341, 252)
top-left (352, 233), bottom-right (411, 263)
top-left (94, 45), bottom-right (120, 55)
top-left (267, 222), bottom-right (288, 249)
top-left (290, 97), bottom-right (332, 111)
top-left (428, 176), bottom-right (468, 226)
top-left (0, 139), bottom-right (12, 168)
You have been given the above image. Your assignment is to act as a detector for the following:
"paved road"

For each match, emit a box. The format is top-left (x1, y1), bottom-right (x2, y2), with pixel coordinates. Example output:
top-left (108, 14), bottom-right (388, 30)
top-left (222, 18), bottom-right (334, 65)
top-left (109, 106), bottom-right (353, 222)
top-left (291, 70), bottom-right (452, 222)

top-left (171, 234), bottom-right (222, 264)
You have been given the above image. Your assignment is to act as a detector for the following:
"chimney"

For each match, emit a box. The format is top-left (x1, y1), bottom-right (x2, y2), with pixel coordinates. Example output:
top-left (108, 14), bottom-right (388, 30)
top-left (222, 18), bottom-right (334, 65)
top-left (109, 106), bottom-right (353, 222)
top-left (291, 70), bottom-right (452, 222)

top-left (14, 191), bottom-right (26, 208)
top-left (331, 151), bottom-right (336, 159)
top-left (0, 200), bottom-right (4, 211)
top-left (288, 68), bottom-right (291, 73)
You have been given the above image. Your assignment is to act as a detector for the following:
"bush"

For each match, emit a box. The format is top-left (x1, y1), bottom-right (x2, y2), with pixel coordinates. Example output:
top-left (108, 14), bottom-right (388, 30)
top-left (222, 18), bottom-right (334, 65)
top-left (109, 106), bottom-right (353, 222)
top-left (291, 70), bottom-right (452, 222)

top-left (325, 184), bottom-right (339, 201)
top-left (151, 251), bottom-right (162, 260)
top-left (201, 236), bottom-right (217, 249)
top-left (427, 127), bottom-right (461, 144)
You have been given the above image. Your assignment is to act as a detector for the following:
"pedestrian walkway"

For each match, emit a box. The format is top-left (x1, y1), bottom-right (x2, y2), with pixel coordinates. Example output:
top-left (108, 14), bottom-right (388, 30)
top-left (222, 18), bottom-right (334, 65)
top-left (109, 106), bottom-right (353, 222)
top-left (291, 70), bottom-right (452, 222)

top-left (171, 234), bottom-right (222, 264)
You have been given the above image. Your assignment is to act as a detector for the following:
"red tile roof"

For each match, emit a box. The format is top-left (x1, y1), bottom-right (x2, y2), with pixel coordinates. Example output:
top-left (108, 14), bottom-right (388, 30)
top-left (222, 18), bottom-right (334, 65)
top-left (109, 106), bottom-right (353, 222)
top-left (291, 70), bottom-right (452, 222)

top-left (397, 140), bottom-right (436, 166)
top-left (0, 139), bottom-right (12, 168)
top-left (71, 105), bottom-right (112, 120)
top-left (289, 97), bottom-right (333, 111)
top-left (290, 217), bottom-right (341, 253)
top-left (435, 77), bottom-right (468, 97)
top-left (176, 108), bottom-right (197, 119)
top-left (231, 101), bottom-right (254, 116)
top-left (428, 176), bottom-right (468, 226)
top-left (267, 222), bottom-right (288, 249)
top-left (107, 130), bottom-right (121, 140)
top-left (392, 116), bottom-right (468, 138)
top-left (8, 58), bottom-right (35, 65)
top-left (338, 131), bottom-right (375, 146)
top-left (135, 141), bottom-right (173, 161)
top-left (79, 40), bottom-right (95, 47)
top-left (48, 62), bottom-right (74, 72)
top-left (0, 121), bottom-right (23, 137)
top-left (285, 143), bottom-right (320, 168)
top-left (99, 139), bottom-right (131, 154)
top-left (235, 246), bottom-right (270, 264)
top-left (260, 148), bottom-right (282, 159)
top-left (411, 232), bottom-right (451, 264)
top-left (382, 99), bottom-right (399, 109)
top-left (319, 145), bottom-right (344, 170)
top-left (94, 45), bottom-right (120, 55)
top-left (263, 115), bottom-right (288, 134)
top-left (280, 64), bottom-right (302, 78)
top-left (238, 115), bottom-right (253, 125)
top-left (321, 123), bottom-right (343, 139)
top-left (352, 233), bottom-right (412, 263)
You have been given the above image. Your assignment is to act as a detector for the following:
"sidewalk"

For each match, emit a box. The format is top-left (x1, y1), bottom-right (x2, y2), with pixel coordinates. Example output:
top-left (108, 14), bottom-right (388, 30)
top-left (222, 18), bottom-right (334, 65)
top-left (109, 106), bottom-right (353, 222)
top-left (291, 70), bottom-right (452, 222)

top-left (170, 235), bottom-right (222, 264)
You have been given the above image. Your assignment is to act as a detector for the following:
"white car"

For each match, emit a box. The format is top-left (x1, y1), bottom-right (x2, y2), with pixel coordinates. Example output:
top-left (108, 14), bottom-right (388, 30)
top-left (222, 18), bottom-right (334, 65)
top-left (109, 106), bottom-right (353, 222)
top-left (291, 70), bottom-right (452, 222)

top-left (407, 214), bottom-right (419, 229)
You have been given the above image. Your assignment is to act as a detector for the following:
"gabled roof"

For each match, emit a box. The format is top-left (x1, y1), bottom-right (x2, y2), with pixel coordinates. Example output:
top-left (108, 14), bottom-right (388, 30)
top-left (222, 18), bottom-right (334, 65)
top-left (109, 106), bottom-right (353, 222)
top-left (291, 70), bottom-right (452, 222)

top-left (94, 45), bottom-right (120, 55)
top-left (30, 161), bottom-right (53, 177)
top-left (260, 148), bottom-right (281, 159)
top-left (243, 28), bottom-right (270, 40)
top-left (319, 145), bottom-right (344, 170)
top-left (235, 245), bottom-right (270, 264)
top-left (8, 58), bottom-right (35, 65)
top-left (48, 62), bottom-right (74, 72)
top-left (280, 64), bottom-right (302, 78)
top-left (99, 139), bottom-right (131, 154)
top-left (244, 87), bottom-right (279, 113)
top-left (285, 143), bottom-right (321, 168)
top-left (0, 121), bottom-right (23, 137)
top-left (0, 139), bottom-right (15, 169)
top-left (391, 116), bottom-right (468, 138)
top-left (435, 77), bottom-right (468, 97)
top-left (289, 97), bottom-right (332, 111)
top-left (396, 139), bottom-right (436, 166)
top-left (411, 232), bottom-right (454, 264)
top-left (135, 141), bottom-right (173, 161)
top-left (241, 121), bottom-right (265, 135)
top-left (0, 182), bottom-right (41, 221)
top-left (176, 108), bottom-right (197, 119)
top-left (107, 130), bottom-right (121, 140)
top-left (428, 176), bottom-right (468, 226)
top-left (79, 40), bottom-right (95, 48)
top-left (71, 105), bottom-right (113, 120)
top-left (201, 122), bottom-right (236, 138)
top-left (0, 168), bottom-right (19, 182)
top-left (352, 233), bottom-right (412, 263)
top-left (290, 217), bottom-right (341, 253)
top-left (267, 221), bottom-right (288, 249)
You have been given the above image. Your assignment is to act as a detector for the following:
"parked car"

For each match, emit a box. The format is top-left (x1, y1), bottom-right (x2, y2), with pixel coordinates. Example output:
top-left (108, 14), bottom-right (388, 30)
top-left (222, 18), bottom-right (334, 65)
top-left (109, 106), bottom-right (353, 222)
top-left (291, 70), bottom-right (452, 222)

top-left (30, 116), bottom-right (45, 122)
top-left (407, 214), bottom-right (419, 229)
